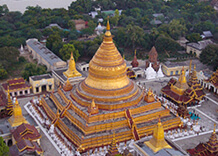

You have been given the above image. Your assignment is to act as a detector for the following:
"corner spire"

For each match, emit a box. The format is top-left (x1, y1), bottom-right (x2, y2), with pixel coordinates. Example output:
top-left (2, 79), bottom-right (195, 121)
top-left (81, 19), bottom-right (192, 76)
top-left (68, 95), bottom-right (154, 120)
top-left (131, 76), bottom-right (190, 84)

top-left (106, 17), bottom-right (110, 31)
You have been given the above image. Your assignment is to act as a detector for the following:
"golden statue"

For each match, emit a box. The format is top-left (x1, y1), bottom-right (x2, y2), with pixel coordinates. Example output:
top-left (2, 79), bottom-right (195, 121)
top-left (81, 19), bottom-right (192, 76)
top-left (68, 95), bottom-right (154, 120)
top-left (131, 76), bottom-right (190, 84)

top-left (63, 52), bottom-right (82, 78)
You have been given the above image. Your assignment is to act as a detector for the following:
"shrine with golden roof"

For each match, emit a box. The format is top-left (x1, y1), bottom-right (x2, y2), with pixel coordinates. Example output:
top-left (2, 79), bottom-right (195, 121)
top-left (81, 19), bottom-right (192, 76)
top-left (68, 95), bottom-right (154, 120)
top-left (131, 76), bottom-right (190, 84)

top-left (33, 20), bottom-right (181, 152)
top-left (161, 65), bottom-right (205, 107)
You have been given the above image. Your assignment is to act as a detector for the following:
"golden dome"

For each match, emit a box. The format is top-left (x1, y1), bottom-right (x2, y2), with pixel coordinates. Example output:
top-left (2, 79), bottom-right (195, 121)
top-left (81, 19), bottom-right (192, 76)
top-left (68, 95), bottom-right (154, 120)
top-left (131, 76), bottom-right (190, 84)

top-left (85, 20), bottom-right (129, 90)
top-left (72, 20), bottom-right (143, 110)
top-left (63, 78), bottom-right (73, 91)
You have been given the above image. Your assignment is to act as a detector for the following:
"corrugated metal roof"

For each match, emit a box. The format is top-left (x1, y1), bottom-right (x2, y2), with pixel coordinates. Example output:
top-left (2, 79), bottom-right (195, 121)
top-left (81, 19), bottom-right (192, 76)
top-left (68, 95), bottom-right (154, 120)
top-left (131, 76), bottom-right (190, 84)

top-left (26, 38), bottom-right (64, 66)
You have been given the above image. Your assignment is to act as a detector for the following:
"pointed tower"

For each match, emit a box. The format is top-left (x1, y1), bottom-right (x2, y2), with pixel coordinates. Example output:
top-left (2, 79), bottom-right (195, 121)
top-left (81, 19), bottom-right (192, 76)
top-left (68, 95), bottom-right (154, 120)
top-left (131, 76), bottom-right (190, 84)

top-left (189, 59), bottom-right (192, 76)
top-left (6, 87), bottom-right (13, 116)
top-left (63, 78), bottom-right (73, 91)
top-left (73, 18), bottom-right (143, 110)
top-left (63, 52), bottom-right (82, 78)
top-left (203, 124), bottom-right (218, 153)
top-left (131, 50), bottom-right (139, 67)
top-left (8, 97), bottom-right (28, 127)
top-left (107, 132), bottom-right (120, 156)
top-left (144, 117), bottom-right (172, 153)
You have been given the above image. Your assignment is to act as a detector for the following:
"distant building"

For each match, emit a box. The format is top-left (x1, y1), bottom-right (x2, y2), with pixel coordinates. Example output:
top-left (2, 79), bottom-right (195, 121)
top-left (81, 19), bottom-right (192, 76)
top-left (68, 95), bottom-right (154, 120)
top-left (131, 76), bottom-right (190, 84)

top-left (72, 19), bottom-right (87, 31)
top-left (201, 31), bottom-right (213, 39)
top-left (89, 10), bottom-right (122, 18)
top-left (1, 78), bottom-right (32, 97)
top-left (77, 62), bottom-right (89, 71)
top-left (29, 74), bottom-right (54, 94)
top-left (211, 0), bottom-right (218, 11)
top-left (202, 69), bottom-right (218, 94)
top-left (45, 23), bottom-right (63, 30)
top-left (162, 61), bottom-right (189, 76)
top-left (186, 39), bottom-right (213, 58)
top-left (26, 38), bottom-right (67, 71)
top-left (176, 37), bottom-right (189, 48)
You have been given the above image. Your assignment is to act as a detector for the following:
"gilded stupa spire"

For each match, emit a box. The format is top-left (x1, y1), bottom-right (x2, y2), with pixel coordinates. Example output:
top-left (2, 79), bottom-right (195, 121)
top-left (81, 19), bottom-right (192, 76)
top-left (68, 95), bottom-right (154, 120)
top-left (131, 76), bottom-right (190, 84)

top-left (173, 67), bottom-right (189, 92)
top-left (144, 88), bottom-right (155, 103)
top-left (63, 52), bottom-right (82, 78)
top-left (8, 97), bottom-right (28, 127)
top-left (88, 99), bottom-right (99, 115)
top-left (144, 117), bottom-right (172, 153)
top-left (6, 86), bottom-right (13, 116)
top-left (189, 59), bottom-right (192, 76)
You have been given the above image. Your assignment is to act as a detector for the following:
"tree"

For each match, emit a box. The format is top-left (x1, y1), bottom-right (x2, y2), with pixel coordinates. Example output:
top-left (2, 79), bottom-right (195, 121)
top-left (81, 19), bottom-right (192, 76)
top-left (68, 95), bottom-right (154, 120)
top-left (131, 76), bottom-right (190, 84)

top-left (126, 24), bottom-right (144, 50)
top-left (46, 32), bottom-right (63, 55)
top-left (0, 47), bottom-right (19, 70)
top-left (59, 44), bottom-right (80, 61)
top-left (200, 44), bottom-right (218, 70)
top-left (186, 33), bottom-right (202, 42)
top-left (0, 64), bottom-right (7, 79)
top-left (21, 63), bottom-right (47, 80)
top-left (168, 19), bottom-right (187, 40)
top-left (155, 35), bottom-right (182, 55)
top-left (0, 136), bottom-right (9, 156)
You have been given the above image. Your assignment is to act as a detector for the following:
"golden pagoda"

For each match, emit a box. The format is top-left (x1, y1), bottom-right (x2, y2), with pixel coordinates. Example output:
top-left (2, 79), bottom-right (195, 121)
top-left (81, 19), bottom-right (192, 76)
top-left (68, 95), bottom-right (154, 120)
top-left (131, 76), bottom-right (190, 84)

top-left (106, 132), bottom-right (120, 156)
top-left (63, 52), bottom-right (82, 78)
top-left (36, 19), bottom-right (181, 152)
top-left (8, 97), bottom-right (28, 127)
top-left (144, 117), bottom-right (172, 153)
top-left (6, 87), bottom-right (13, 116)
top-left (144, 88), bottom-right (155, 103)
top-left (63, 78), bottom-right (73, 91)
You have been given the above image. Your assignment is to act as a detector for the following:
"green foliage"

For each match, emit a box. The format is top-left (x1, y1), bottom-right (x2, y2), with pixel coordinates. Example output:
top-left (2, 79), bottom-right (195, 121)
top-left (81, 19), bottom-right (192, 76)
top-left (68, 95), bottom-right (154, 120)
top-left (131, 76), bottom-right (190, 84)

top-left (200, 44), bottom-right (218, 70)
top-left (0, 47), bottom-right (19, 70)
top-left (186, 33), bottom-right (202, 42)
top-left (0, 137), bottom-right (9, 156)
top-left (21, 63), bottom-right (47, 80)
top-left (0, 65), bottom-right (8, 79)
top-left (46, 32), bottom-right (63, 55)
top-left (155, 35), bottom-right (182, 55)
top-left (59, 44), bottom-right (80, 61)
top-left (18, 56), bottom-right (26, 63)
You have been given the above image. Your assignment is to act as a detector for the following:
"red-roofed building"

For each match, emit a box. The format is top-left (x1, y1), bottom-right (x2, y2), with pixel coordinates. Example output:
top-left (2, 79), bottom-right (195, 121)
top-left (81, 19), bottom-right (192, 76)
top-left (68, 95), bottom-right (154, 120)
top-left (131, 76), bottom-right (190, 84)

top-left (0, 90), bottom-right (7, 110)
top-left (161, 67), bottom-right (205, 107)
top-left (203, 69), bottom-right (218, 94)
top-left (10, 123), bottom-right (42, 156)
top-left (187, 125), bottom-right (218, 156)
top-left (1, 78), bottom-right (31, 97)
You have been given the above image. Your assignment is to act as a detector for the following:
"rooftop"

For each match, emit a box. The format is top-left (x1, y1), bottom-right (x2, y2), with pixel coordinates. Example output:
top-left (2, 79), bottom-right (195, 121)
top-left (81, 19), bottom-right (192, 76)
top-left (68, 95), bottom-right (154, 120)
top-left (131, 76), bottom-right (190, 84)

top-left (187, 39), bottom-right (213, 50)
top-left (30, 74), bottom-right (53, 81)
top-left (163, 61), bottom-right (189, 68)
top-left (26, 38), bottom-right (65, 67)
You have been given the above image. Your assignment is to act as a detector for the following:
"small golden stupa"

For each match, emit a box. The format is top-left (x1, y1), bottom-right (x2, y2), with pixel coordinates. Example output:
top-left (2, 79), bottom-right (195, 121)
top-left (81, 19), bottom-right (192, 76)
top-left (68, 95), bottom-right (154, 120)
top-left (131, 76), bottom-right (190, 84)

top-left (144, 117), bottom-right (172, 153)
top-left (8, 97), bottom-right (28, 127)
top-left (63, 52), bottom-right (82, 78)
top-left (63, 78), bottom-right (73, 91)
top-left (88, 99), bottom-right (99, 115)
top-left (144, 88), bottom-right (155, 103)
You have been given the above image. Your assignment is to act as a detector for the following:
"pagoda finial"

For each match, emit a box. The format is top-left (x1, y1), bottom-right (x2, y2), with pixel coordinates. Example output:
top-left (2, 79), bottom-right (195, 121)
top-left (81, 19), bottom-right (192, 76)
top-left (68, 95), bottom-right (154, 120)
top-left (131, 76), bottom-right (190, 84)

top-left (91, 99), bottom-right (96, 108)
top-left (123, 54), bottom-right (125, 60)
top-left (213, 123), bottom-right (216, 134)
top-left (189, 59), bottom-right (192, 76)
top-left (106, 16), bottom-right (110, 31)
top-left (194, 64), bottom-right (196, 70)
top-left (134, 49), bottom-right (136, 56)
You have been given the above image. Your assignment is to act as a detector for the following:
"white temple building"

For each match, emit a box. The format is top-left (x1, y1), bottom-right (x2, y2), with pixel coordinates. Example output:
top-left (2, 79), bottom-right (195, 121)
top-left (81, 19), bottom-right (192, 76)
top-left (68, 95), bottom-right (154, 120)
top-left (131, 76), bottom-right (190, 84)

top-left (145, 63), bottom-right (165, 80)
top-left (95, 23), bottom-right (106, 35)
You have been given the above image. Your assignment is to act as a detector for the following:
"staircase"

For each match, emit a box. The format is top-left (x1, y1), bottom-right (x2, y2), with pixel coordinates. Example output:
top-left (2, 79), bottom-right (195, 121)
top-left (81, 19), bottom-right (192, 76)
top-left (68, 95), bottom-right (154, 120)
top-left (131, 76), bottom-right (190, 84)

top-left (125, 109), bottom-right (140, 140)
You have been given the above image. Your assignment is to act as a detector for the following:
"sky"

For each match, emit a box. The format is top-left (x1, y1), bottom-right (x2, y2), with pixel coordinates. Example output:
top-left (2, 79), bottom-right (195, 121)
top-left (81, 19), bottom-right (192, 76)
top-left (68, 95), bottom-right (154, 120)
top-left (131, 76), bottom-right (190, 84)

top-left (0, 0), bottom-right (76, 13)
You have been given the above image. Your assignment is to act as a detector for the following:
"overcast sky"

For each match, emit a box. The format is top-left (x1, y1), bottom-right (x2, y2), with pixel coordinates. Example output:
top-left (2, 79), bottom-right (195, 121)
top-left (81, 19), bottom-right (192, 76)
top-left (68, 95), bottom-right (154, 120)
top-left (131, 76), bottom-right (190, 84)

top-left (0, 0), bottom-right (76, 13)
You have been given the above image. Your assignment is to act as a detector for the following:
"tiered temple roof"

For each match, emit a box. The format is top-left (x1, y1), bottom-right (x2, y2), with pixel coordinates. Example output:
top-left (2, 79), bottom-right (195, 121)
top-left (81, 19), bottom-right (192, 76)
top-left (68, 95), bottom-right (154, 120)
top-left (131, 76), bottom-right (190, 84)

top-left (187, 124), bottom-right (218, 156)
top-left (205, 69), bottom-right (218, 89)
top-left (36, 20), bottom-right (181, 152)
top-left (2, 78), bottom-right (31, 93)
top-left (161, 67), bottom-right (205, 105)
top-left (6, 88), bottom-right (13, 115)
